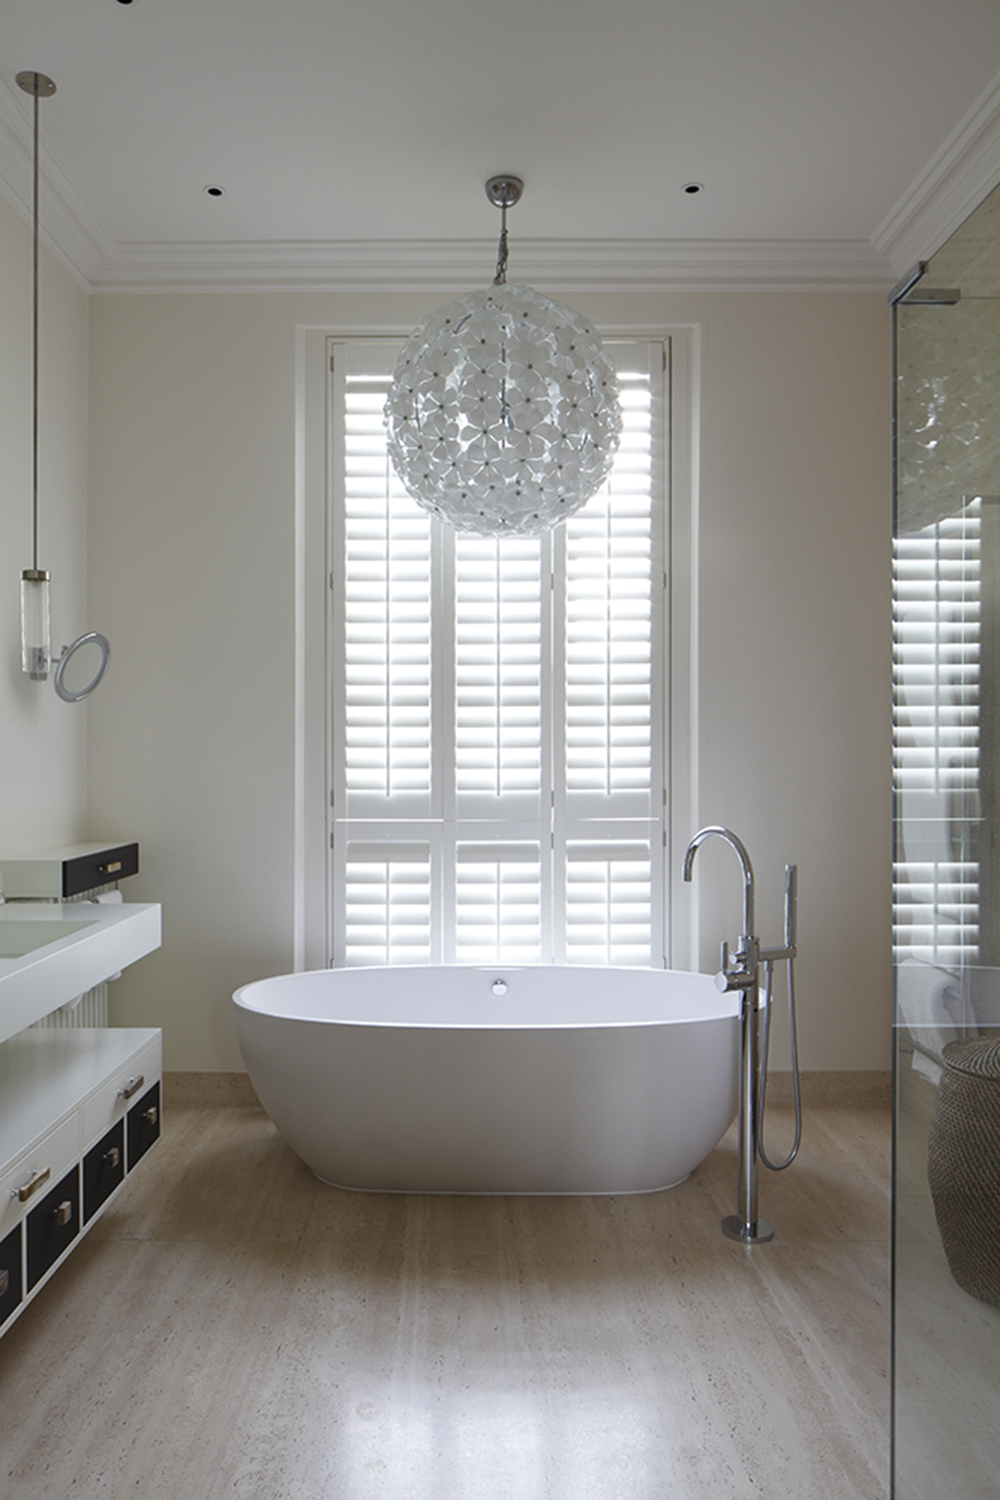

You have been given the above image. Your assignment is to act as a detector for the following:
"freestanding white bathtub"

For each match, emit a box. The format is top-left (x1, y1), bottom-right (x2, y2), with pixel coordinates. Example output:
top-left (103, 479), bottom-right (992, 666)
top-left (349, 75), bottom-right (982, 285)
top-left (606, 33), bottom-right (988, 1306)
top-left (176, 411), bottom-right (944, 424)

top-left (232, 966), bottom-right (739, 1195)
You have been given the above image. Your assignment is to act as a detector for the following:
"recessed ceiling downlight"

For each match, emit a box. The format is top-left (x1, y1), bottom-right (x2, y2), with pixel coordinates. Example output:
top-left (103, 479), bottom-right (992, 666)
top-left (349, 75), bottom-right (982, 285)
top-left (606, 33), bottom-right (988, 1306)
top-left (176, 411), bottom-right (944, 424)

top-left (203, 184), bottom-right (226, 198)
top-left (683, 181), bottom-right (704, 195)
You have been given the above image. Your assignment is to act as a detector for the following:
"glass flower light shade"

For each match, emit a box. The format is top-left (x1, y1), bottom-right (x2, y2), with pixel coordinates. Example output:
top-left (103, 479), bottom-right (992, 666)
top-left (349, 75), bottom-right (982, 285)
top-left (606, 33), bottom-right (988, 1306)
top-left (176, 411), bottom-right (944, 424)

top-left (384, 283), bottom-right (623, 536)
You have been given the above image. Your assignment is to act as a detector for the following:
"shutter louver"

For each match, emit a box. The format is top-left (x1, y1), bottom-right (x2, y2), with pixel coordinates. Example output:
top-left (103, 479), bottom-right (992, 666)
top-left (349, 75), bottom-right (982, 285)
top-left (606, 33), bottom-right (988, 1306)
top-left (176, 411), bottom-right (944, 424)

top-left (453, 534), bottom-right (545, 819)
top-left (342, 378), bottom-right (434, 817)
top-left (893, 504), bottom-right (980, 965)
top-left (343, 843), bottom-right (433, 967)
top-left (563, 839), bottom-right (654, 967)
top-left (453, 842), bottom-right (543, 964)
top-left (559, 370), bottom-right (658, 819)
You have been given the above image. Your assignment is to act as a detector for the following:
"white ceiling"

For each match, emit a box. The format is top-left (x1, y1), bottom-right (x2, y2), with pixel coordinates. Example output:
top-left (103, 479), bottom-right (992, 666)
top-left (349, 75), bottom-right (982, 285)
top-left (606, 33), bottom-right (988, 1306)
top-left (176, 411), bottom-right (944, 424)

top-left (0, 0), bottom-right (999, 291)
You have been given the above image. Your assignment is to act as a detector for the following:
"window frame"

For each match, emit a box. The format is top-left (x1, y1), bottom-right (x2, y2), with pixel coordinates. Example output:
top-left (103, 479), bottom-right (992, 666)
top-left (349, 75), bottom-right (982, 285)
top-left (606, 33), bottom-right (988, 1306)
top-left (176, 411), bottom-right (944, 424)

top-left (294, 320), bottom-right (700, 973)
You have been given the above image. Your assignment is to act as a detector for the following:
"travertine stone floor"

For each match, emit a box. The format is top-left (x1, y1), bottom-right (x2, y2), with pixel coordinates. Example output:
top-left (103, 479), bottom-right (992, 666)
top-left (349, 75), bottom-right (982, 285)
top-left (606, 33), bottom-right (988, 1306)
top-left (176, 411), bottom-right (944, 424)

top-left (0, 1104), bottom-right (889, 1500)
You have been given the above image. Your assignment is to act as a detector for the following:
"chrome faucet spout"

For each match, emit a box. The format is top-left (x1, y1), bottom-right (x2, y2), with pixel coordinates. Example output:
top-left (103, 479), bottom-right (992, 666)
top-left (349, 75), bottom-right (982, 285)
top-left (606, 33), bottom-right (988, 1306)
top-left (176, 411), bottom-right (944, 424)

top-left (682, 825), bottom-right (755, 936)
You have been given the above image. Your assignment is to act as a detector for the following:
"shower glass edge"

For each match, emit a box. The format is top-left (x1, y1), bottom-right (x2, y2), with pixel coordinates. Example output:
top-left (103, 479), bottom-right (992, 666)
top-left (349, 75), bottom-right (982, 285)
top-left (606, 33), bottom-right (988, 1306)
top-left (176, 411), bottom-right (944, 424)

top-left (891, 178), bottom-right (1000, 1500)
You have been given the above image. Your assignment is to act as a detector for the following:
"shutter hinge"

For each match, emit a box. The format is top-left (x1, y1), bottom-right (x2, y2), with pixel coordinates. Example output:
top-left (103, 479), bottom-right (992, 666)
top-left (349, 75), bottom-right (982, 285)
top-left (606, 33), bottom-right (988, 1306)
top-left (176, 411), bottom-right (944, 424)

top-left (330, 832), bottom-right (335, 849)
top-left (330, 353), bottom-right (335, 372)
top-left (330, 790), bottom-right (335, 808)
top-left (329, 572), bottom-right (335, 591)
top-left (662, 346), bottom-right (667, 372)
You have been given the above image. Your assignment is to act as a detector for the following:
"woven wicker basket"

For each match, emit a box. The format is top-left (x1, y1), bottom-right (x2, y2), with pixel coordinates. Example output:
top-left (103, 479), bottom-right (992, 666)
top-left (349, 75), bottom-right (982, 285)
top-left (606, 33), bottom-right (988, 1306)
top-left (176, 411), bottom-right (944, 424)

top-left (927, 1036), bottom-right (1000, 1307)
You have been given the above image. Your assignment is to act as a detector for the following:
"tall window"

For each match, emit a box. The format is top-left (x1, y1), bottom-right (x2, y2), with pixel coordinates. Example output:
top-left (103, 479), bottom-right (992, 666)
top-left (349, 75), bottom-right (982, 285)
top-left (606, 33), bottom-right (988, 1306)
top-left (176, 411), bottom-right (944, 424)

top-left (328, 339), bottom-right (667, 966)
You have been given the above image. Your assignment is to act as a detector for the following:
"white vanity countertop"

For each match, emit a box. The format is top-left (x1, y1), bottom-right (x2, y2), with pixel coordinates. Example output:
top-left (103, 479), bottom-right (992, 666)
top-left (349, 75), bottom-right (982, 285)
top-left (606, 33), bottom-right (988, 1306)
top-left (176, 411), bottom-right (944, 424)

top-left (0, 903), bottom-right (161, 1047)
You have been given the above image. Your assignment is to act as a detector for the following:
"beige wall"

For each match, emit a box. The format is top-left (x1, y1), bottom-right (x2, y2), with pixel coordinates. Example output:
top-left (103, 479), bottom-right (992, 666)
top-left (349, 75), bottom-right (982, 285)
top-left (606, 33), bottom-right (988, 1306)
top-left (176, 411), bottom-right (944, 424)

top-left (0, 192), bottom-right (90, 858)
top-left (86, 286), bottom-right (891, 1073)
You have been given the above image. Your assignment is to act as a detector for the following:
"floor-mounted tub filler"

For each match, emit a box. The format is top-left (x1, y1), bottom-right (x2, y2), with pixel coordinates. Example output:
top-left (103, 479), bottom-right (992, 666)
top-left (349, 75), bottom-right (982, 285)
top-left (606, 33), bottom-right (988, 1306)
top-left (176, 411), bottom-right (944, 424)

top-left (233, 964), bottom-right (740, 1194)
top-left (683, 826), bottom-right (802, 1243)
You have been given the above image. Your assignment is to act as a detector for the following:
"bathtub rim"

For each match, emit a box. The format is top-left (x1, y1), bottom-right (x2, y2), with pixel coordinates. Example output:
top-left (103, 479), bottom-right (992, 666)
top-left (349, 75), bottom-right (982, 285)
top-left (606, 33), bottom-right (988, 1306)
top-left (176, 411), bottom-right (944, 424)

top-left (232, 963), bottom-right (739, 1031)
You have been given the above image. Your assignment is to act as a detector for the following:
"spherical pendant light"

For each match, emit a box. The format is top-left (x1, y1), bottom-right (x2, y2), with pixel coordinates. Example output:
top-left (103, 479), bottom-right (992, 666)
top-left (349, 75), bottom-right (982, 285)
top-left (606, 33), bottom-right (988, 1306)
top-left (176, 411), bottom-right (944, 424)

top-left (384, 179), bottom-right (622, 537)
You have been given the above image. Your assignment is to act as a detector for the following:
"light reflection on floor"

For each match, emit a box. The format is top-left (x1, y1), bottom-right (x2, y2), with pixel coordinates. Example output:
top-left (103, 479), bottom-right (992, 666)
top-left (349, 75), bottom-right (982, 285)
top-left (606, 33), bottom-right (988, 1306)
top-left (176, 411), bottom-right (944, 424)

top-left (0, 1102), bottom-right (888, 1500)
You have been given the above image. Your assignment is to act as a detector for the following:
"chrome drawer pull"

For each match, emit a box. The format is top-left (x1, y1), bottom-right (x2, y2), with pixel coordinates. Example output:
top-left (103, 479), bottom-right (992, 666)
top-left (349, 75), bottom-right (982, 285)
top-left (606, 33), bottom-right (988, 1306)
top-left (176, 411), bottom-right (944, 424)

top-left (143, 1106), bottom-right (158, 1128)
top-left (0, 1268), bottom-right (8, 1297)
top-left (53, 1201), bottom-right (72, 1227)
top-left (104, 1146), bottom-right (120, 1170)
top-left (117, 1076), bottom-right (145, 1101)
top-left (12, 1166), bottom-right (51, 1203)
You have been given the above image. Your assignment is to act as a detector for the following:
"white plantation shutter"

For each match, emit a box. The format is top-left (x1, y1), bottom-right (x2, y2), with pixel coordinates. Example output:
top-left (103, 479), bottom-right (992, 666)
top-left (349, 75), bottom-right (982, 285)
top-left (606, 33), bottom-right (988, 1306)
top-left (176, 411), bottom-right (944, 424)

top-left (450, 531), bottom-right (547, 820)
top-left (558, 834), bottom-right (659, 967)
top-left (556, 367), bottom-right (661, 819)
top-left (452, 841), bottom-right (544, 964)
top-left (893, 502), bottom-right (980, 965)
top-left (340, 841), bottom-right (435, 967)
top-left (334, 346), bottom-right (436, 820)
top-left (329, 339), bottom-right (667, 967)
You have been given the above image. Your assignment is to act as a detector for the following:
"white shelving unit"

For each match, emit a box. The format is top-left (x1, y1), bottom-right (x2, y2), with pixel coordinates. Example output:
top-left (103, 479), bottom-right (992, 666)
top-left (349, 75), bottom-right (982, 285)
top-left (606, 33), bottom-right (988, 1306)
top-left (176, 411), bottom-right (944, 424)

top-left (0, 1027), bottom-right (162, 1334)
top-left (0, 900), bottom-right (164, 1336)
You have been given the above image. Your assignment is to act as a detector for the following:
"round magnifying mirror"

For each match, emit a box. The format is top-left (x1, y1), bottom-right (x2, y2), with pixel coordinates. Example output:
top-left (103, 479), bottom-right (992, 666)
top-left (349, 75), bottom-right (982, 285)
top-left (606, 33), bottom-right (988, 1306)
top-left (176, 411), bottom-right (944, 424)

top-left (53, 632), bottom-right (111, 702)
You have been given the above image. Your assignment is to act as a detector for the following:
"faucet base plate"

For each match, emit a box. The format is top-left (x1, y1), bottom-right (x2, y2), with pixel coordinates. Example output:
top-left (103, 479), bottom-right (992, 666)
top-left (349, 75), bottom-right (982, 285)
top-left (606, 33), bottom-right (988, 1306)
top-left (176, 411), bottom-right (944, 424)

top-left (721, 1214), bottom-right (774, 1244)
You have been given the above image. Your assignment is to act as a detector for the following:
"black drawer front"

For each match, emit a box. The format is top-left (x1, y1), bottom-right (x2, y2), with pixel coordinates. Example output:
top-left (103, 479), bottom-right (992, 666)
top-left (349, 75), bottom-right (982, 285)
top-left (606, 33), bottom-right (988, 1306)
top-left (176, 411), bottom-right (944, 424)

top-left (63, 842), bottom-right (139, 897)
top-left (127, 1081), bottom-right (160, 1170)
top-left (0, 1224), bottom-right (22, 1327)
top-left (83, 1119), bottom-right (126, 1224)
top-left (26, 1167), bottom-right (80, 1292)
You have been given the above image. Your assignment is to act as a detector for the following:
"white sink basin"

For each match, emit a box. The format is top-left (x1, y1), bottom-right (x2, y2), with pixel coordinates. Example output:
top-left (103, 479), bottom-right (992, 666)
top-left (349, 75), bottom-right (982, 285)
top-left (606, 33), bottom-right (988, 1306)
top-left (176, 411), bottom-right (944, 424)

top-left (0, 919), bottom-right (98, 959)
top-left (0, 903), bottom-right (161, 1044)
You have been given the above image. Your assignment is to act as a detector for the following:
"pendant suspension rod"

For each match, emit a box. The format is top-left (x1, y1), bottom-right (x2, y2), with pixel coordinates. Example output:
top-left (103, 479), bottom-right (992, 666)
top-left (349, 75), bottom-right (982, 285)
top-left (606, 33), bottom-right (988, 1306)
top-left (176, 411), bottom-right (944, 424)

top-left (31, 80), bottom-right (39, 572)
top-left (17, 71), bottom-right (56, 573)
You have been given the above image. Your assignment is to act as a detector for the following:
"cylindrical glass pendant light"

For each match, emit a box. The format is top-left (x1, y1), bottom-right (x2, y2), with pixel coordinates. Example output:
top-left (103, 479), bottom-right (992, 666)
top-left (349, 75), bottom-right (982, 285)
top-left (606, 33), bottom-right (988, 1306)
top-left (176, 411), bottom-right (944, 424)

top-left (16, 70), bottom-right (56, 681)
top-left (20, 569), bottom-right (50, 680)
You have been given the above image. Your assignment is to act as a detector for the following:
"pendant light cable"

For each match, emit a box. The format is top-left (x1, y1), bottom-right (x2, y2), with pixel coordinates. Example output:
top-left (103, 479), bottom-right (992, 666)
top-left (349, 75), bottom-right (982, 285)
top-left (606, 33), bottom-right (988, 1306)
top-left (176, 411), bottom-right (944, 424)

top-left (493, 199), bottom-right (509, 286)
top-left (31, 78), bottom-right (40, 573)
top-left (16, 70), bottom-right (55, 579)
top-left (16, 69), bottom-right (55, 680)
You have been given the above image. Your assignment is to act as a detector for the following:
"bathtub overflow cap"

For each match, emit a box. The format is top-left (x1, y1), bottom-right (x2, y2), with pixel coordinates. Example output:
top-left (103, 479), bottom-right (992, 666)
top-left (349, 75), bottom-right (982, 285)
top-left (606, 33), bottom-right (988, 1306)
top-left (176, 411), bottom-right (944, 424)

top-left (492, 979), bottom-right (508, 996)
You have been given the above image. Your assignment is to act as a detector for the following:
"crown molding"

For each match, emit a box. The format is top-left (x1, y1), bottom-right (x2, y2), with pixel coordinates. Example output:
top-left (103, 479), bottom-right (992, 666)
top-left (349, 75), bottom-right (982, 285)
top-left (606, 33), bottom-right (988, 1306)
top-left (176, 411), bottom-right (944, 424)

top-left (0, 74), bottom-right (115, 289)
top-left (0, 72), bottom-right (894, 293)
top-left (86, 236), bottom-right (894, 293)
top-left (5, 55), bottom-right (997, 295)
top-left (873, 66), bottom-right (1000, 274)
